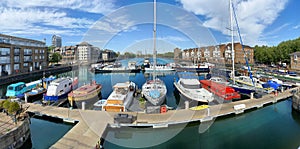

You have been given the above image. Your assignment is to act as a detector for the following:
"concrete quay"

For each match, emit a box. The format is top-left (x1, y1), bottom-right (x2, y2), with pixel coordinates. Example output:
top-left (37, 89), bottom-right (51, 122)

top-left (24, 87), bottom-right (299, 149)
top-left (24, 104), bottom-right (114, 149)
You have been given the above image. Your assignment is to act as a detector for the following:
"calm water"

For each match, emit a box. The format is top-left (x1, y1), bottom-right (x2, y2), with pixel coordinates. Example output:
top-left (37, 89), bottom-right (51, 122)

top-left (103, 99), bottom-right (300, 149)
top-left (24, 118), bottom-right (74, 149)
top-left (2, 58), bottom-right (300, 148)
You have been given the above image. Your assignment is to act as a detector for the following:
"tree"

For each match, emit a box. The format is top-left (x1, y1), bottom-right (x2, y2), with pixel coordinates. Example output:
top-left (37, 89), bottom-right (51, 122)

top-left (50, 52), bottom-right (62, 63)
top-left (48, 45), bottom-right (55, 52)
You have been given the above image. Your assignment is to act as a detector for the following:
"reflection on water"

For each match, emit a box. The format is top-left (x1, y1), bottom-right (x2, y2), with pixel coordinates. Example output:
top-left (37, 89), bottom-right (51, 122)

top-left (24, 117), bottom-right (74, 149)
top-left (104, 100), bottom-right (300, 149)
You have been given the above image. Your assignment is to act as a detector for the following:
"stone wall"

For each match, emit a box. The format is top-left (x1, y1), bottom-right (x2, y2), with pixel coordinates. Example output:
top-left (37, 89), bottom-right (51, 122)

top-left (0, 118), bottom-right (31, 149)
top-left (292, 88), bottom-right (300, 111)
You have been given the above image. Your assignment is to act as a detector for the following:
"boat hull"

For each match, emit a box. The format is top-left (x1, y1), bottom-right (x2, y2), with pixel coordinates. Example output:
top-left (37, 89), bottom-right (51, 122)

top-left (44, 92), bottom-right (69, 102)
top-left (25, 88), bottom-right (47, 103)
top-left (175, 67), bottom-right (210, 73)
top-left (173, 82), bottom-right (211, 103)
top-left (93, 68), bottom-right (141, 73)
top-left (200, 80), bottom-right (241, 101)
top-left (230, 85), bottom-right (255, 95)
top-left (68, 87), bottom-right (102, 110)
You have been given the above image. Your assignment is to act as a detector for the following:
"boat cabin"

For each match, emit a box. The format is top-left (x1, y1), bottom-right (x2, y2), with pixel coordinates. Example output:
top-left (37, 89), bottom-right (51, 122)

top-left (103, 82), bottom-right (133, 112)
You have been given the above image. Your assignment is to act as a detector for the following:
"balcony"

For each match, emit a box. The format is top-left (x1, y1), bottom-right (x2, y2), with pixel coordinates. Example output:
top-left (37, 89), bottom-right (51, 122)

top-left (24, 59), bottom-right (33, 62)
top-left (0, 59), bottom-right (10, 64)
top-left (24, 52), bottom-right (32, 55)
top-left (0, 52), bottom-right (10, 56)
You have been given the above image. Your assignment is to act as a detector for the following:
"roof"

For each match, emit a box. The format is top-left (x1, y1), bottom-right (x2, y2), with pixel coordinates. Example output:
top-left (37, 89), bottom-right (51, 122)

top-left (113, 82), bottom-right (129, 88)
top-left (8, 82), bottom-right (25, 87)
top-left (289, 52), bottom-right (300, 56)
top-left (77, 41), bottom-right (92, 46)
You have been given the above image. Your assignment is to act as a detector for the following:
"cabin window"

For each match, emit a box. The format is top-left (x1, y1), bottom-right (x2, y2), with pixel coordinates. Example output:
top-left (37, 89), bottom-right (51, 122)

top-left (8, 86), bottom-right (14, 90)
top-left (65, 84), bottom-right (67, 88)
top-left (69, 83), bottom-right (72, 86)
top-left (60, 90), bottom-right (64, 93)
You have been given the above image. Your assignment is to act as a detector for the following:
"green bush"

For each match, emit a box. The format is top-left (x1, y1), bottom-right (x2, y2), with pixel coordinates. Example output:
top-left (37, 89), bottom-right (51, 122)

top-left (8, 102), bottom-right (20, 114)
top-left (0, 100), bottom-right (5, 108)
top-left (3, 100), bottom-right (10, 110)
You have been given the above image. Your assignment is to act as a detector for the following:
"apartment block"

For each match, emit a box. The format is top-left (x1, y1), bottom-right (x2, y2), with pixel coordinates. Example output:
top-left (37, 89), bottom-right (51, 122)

top-left (178, 42), bottom-right (254, 65)
top-left (0, 34), bottom-right (47, 76)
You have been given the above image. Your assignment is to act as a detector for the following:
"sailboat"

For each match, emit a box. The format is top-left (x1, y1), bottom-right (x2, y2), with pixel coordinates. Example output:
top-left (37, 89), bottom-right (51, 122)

top-left (142, 0), bottom-right (167, 106)
top-left (225, 0), bottom-right (257, 96)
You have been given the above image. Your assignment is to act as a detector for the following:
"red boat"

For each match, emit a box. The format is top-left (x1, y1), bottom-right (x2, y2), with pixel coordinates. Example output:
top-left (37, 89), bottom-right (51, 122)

top-left (200, 80), bottom-right (241, 101)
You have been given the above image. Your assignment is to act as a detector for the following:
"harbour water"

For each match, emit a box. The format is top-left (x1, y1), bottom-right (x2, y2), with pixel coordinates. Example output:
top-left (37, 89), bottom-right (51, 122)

top-left (2, 58), bottom-right (300, 148)
top-left (23, 118), bottom-right (74, 149)
top-left (103, 99), bottom-right (300, 149)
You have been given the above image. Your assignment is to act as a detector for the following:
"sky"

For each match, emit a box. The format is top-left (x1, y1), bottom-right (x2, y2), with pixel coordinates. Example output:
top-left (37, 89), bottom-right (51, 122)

top-left (0, 0), bottom-right (299, 53)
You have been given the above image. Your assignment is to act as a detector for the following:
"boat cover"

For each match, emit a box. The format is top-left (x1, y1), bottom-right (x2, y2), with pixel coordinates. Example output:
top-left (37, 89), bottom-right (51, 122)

top-left (149, 90), bottom-right (160, 99)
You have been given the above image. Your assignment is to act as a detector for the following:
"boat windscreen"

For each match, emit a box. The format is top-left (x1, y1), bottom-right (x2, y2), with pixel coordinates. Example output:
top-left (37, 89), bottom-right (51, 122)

top-left (181, 83), bottom-right (201, 89)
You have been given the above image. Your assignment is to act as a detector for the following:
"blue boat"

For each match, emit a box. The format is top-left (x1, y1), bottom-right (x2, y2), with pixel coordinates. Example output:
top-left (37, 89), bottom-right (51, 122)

top-left (6, 80), bottom-right (42, 97)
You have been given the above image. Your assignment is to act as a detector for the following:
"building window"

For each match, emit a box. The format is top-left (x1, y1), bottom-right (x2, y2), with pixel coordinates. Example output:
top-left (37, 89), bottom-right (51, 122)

top-left (14, 48), bottom-right (20, 55)
top-left (35, 49), bottom-right (39, 53)
top-left (14, 56), bottom-right (20, 63)
top-left (23, 63), bottom-right (28, 67)
top-left (14, 64), bottom-right (19, 70)
top-left (0, 57), bottom-right (10, 64)
top-left (0, 48), bottom-right (10, 55)
top-left (24, 56), bottom-right (32, 62)
top-left (24, 49), bottom-right (32, 55)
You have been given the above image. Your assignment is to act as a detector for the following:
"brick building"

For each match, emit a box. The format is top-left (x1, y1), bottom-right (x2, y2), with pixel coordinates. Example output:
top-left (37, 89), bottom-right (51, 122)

top-left (0, 34), bottom-right (47, 76)
top-left (176, 42), bottom-right (254, 65)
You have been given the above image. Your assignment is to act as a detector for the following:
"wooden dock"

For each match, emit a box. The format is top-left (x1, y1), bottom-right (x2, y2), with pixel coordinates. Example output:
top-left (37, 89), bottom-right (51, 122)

top-left (24, 87), bottom-right (299, 149)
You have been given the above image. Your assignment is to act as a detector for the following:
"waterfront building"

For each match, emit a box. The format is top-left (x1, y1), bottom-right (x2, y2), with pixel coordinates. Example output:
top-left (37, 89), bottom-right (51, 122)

top-left (0, 34), bottom-right (47, 76)
top-left (77, 41), bottom-right (92, 64)
top-left (173, 48), bottom-right (181, 60)
top-left (290, 52), bottom-right (300, 70)
top-left (52, 35), bottom-right (62, 47)
top-left (98, 49), bottom-right (117, 62)
top-left (178, 42), bottom-right (254, 65)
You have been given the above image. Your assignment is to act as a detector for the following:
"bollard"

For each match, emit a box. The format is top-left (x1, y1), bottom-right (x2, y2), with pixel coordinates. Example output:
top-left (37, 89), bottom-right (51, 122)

top-left (207, 108), bottom-right (210, 116)
top-left (24, 93), bottom-right (28, 103)
top-left (82, 102), bottom-right (86, 110)
top-left (281, 87), bottom-right (284, 93)
top-left (185, 101), bottom-right (189, 109)
top-left (250, 92), bottom-right (254, 99)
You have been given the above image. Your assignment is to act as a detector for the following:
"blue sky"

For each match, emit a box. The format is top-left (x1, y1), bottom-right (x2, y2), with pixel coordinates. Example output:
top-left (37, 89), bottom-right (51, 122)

top-left (0, 0), bottom-right (299, 53)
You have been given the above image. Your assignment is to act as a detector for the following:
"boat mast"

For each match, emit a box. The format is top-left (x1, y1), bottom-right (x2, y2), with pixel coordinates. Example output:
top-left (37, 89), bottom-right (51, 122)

top-left (230, 0), bottom-right (235, 84)
top-left (153, 0), bottom-right (157, 85)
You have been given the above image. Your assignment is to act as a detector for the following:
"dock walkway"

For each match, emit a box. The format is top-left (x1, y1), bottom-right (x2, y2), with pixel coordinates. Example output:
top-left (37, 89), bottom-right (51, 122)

top-left (24, 87), bottom-right (299, 149)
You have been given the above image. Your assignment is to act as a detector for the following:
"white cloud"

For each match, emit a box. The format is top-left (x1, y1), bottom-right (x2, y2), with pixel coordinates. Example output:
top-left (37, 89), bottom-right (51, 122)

top-left (0, 0), bottom-right (116, 40)
top-left (293, 24), bottom-right (300, 30)
top-left (158, 36), bottom-right (188, 42)
top-left (92, 15), bottom-right (138, 34)
top-left (264, 23), bottom-right (289, 36)
top-left (179, 0), bottom-right (289, 46)
top-left (0, 0), bottom-right (116, 14)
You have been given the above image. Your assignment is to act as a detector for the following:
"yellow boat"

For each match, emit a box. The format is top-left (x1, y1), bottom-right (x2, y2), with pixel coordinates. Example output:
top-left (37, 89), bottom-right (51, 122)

top-left (189, 105), bottom-right (209, 110)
